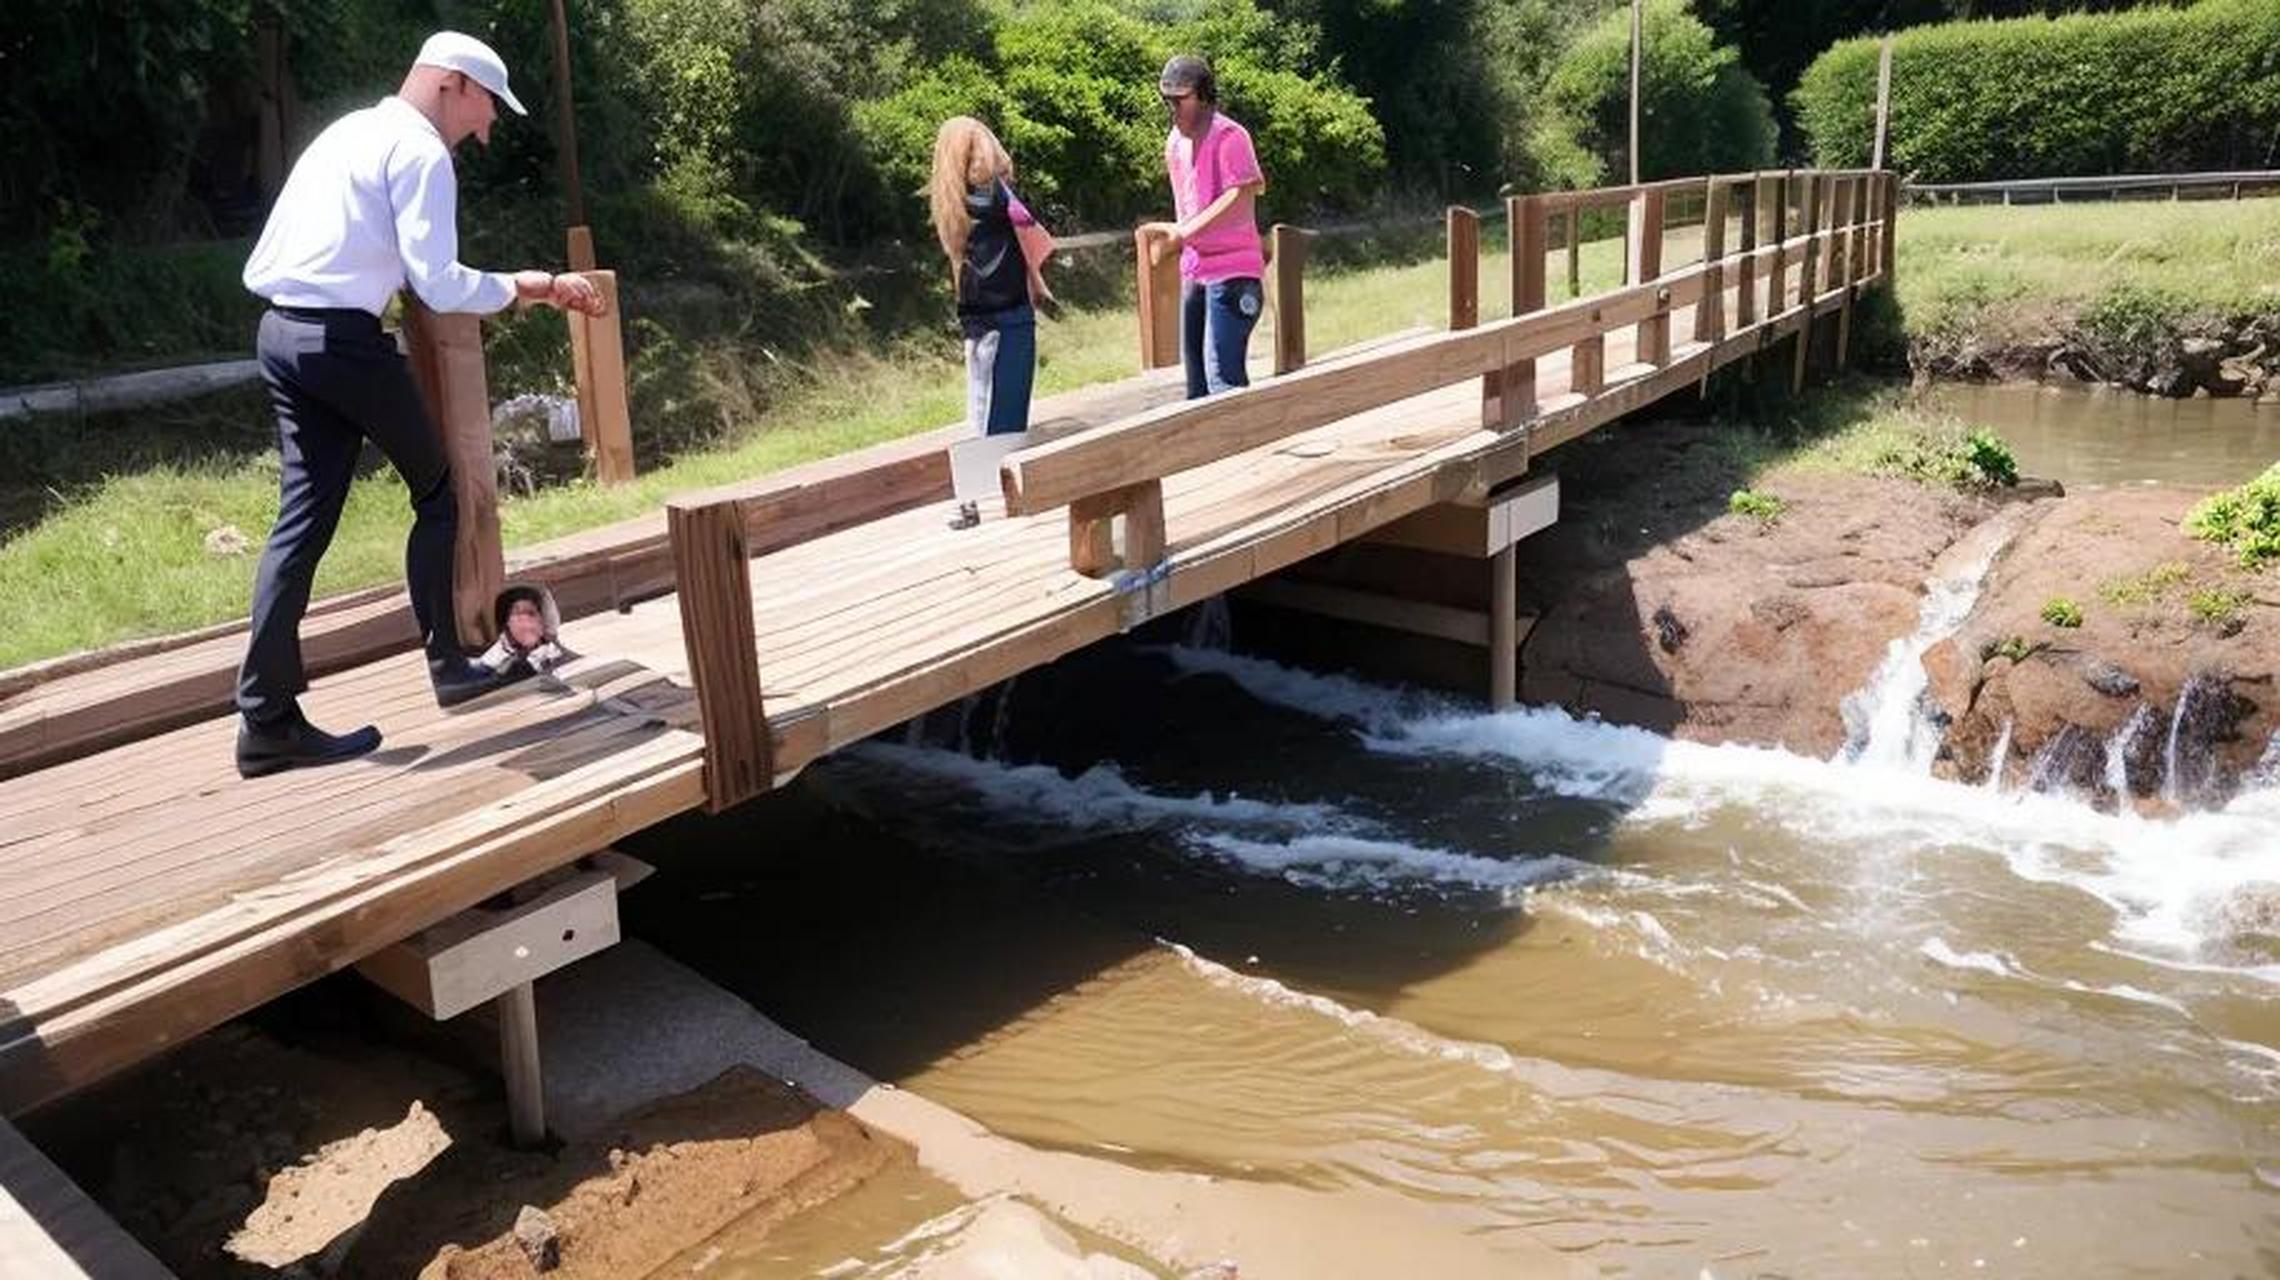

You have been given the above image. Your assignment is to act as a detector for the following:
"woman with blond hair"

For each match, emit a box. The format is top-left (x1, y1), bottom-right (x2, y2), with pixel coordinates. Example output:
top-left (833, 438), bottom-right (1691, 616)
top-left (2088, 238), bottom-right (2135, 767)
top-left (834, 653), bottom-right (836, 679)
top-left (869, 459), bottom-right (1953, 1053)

top-left (930, 116), bottom-right (1054, 526)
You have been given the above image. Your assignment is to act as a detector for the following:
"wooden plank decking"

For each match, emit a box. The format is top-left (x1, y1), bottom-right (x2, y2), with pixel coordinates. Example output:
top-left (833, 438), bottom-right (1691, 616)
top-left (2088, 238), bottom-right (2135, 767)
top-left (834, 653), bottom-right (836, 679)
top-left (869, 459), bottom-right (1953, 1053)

top-left (0, 170), bottom-right (1889, 1114)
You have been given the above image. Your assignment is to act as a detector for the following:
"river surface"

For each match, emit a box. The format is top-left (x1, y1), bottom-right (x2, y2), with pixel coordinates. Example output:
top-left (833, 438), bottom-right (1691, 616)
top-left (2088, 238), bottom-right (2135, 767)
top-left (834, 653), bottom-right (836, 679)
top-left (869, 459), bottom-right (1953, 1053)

top-left (622, 386), bottom-right (2280, 1278)
top-left (1924, 382), bottom-right (2280, 488)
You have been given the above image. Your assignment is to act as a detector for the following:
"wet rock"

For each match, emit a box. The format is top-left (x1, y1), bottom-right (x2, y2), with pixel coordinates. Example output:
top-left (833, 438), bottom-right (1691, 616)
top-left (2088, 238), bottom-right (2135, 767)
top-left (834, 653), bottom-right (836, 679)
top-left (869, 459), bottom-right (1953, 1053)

top-left (2081, 660), bottom-right (2140, 699)
top-left (2023, 723), bottom-right (2103, 797)
top-left (513, 1205), bottom-right (561, 1272)
top-left (1652, 604), bottom-right (1688, 654)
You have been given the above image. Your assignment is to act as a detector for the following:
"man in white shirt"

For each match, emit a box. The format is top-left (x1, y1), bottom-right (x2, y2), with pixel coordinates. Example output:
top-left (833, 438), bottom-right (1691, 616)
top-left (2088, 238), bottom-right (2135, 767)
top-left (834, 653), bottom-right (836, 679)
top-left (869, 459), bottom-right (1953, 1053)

top-left (235, 31), bottom-right (600, 778)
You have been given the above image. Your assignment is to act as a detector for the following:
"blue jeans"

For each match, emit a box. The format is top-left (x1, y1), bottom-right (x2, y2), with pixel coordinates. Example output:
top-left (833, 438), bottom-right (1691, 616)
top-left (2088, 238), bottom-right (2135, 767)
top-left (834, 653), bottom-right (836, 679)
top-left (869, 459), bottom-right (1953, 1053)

top-left (1181, 277), bottom-right (1262, 399)
top-left (962, 304), bottom-right (1036, 435)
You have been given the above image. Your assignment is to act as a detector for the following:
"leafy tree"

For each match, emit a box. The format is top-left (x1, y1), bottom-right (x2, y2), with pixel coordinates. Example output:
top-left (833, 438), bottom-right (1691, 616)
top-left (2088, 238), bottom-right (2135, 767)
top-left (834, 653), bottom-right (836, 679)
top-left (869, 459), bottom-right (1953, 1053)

top-left (1540, 0), bottom-right (1775, 186)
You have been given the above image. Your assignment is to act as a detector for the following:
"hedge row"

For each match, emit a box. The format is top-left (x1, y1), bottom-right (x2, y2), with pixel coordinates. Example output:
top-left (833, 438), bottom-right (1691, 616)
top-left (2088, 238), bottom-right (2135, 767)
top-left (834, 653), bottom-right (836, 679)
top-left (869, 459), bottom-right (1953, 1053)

top-left (1795, 0), bottom-right (2280, 182)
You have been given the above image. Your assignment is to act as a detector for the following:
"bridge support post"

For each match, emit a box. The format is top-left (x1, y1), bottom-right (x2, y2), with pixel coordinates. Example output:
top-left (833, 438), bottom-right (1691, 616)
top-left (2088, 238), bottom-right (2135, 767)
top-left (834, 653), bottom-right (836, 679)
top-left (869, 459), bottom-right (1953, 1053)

top-left (403, 301), bottom-right (505, 647)
top-left (1489, 544), bottom-right (1516, 709)
top-left (499, 982), bottom-right (545, 1147)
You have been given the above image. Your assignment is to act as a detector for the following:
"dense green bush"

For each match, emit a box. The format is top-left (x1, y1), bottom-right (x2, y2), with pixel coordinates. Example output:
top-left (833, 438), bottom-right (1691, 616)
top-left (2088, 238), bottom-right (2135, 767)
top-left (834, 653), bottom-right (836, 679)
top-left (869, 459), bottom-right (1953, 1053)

top-left (1796, 0), bottom-right (2280, 181)
top-left (2185, 461), bottom-right (2280, 569)
top-left (855, 0), bottom-right (1384, 228)
top-left (1535, 0), bottom-right (1775, 188)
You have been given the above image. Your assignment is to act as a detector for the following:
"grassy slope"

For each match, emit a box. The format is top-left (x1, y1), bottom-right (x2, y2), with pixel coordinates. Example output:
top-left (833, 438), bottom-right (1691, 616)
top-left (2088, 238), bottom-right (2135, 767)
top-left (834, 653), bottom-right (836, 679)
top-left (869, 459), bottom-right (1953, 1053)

top-left (5, 199), bottom-right (2270, 668)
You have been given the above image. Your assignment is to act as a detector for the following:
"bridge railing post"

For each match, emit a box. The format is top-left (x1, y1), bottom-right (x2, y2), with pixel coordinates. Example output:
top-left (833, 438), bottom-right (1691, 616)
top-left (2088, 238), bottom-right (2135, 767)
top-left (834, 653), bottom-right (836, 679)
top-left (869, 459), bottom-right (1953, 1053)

top-left (1733, 174), bottom-right (1759, 330)
top-left (567, 269), bottom-right (635, 485)
top-left (1628, 186), bottom-right (1669, 366)
top-left (1696, 178), bottom-right (1731, 346)
top-left (1446, 206), bottom-right (1480, 331)
top-left (403, 301), bottom-right (505, 647)
top-left (1135, 228), bottom-right (1182, 371)
top-left (1880, 170), bottom-right (1899, 282)
top-left (1834, 176), bottom-right (1857, 366)
top-left (1791, 173), bottom-right (1826, 392)
top-left (1269, 223), bottom-right (1309, 375)
top-left (1502, 194), bottom-right (1546, 430)
top-left (668, 496), bottom-right (772, 812)
top-left (1767, 170), bottom-right (1791, 316)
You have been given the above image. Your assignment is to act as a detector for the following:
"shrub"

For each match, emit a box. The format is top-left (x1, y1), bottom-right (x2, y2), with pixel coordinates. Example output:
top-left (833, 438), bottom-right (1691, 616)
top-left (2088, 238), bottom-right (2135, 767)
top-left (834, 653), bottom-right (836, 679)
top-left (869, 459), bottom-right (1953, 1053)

top-left (1796, 0), bottom-right (2280, 182)
top-left (1728, 488), bottom-right (1785, 525)
top-left (2040, 597), bottom-right (2083, 628)
top-left (2184, 461), bottom-right (2280, 569)
top-left (2187, 587), bottom-right (2254, 628)
top-left (2099, 561), bottom-right (2193, 606)
top-left (1537, 0), bottom-right (1776, 187)
top-left (1958, 428), bottom-right (2018, 489)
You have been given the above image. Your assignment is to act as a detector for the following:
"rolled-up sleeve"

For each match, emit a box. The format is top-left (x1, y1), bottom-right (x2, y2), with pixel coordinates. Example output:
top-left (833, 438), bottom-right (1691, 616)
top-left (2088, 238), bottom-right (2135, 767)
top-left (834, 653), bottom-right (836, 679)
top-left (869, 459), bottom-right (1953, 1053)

top-left (387, 142), bottom-right (515, 315)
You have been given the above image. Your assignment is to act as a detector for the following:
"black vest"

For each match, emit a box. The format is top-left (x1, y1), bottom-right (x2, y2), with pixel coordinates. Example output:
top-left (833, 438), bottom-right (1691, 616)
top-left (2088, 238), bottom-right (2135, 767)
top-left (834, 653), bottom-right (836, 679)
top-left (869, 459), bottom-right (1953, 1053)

top-left (957, 180), bottom-right (1028, 320)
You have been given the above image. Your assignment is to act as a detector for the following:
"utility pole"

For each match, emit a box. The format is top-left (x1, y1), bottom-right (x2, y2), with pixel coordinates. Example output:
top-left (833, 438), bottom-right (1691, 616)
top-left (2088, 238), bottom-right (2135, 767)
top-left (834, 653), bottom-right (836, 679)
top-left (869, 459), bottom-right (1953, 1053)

top-left (1872, 35), bottom-right (1894, 172)
top-left (1629, 0), bottom-right (1642, 185)
top-left (548, 0), bottom-right (594, 269)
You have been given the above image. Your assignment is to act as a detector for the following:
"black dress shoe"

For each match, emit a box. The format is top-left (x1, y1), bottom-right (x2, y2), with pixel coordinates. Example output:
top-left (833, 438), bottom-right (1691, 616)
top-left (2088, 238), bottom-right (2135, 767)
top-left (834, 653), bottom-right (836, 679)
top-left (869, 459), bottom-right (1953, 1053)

top-left (430, 655), bottom-right (511, 709)
top-left (236, 712), bottom-right (381, 779)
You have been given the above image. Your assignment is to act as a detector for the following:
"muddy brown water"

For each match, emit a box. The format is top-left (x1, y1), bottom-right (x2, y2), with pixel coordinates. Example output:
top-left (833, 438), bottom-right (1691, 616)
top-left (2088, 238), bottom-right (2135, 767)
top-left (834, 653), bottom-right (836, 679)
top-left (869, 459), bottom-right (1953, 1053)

top-left (618, 384), bottom-right (2279, 1277)
top-left (1925, 382), bottom-right (2280, 488)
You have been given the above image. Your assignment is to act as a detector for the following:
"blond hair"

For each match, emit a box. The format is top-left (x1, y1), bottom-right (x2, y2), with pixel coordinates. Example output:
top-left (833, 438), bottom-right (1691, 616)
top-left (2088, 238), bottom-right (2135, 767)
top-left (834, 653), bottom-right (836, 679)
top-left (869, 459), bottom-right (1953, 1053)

top-left (929, 116), bottom-right (1015, 282)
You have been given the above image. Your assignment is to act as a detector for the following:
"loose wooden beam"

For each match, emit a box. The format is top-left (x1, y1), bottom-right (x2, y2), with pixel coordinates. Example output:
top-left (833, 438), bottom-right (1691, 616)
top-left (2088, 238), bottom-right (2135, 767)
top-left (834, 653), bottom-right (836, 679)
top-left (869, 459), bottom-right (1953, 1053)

top-left (667, 499), bottom-right (771, 812)
top-left (402, 300), bottom-right (505, 646)
top-left (570, 270), bottom-right (635, 485)
top-left (1134, 228), bottom-right (1182, 371)
top-left (1270, 224), bottom-right (1308, 375)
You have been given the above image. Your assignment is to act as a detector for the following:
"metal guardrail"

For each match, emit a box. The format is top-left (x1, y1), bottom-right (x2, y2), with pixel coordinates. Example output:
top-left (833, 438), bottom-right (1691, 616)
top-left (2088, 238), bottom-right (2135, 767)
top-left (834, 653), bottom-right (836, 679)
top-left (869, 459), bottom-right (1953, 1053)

top-left (1906, 169), bottom-right (2280, 205)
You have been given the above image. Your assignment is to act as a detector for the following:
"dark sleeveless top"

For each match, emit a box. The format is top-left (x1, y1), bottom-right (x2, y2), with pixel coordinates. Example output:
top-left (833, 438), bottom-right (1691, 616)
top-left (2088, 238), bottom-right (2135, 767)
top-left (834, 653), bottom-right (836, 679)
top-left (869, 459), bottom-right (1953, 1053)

top-left (957, 179), bottom-right (1029, 324)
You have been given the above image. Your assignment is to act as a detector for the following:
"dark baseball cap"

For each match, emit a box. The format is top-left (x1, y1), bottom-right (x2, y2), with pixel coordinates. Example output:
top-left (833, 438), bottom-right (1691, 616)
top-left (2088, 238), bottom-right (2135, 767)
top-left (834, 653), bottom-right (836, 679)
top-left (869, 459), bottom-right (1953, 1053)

top-left (1159, 54), bottom-right (1211, 96)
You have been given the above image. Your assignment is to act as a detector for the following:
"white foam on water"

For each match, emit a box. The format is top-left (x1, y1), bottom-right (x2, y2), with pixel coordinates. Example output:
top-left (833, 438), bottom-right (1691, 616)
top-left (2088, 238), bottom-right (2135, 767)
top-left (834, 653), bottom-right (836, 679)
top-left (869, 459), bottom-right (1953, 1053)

top-left (1918, 937), bottom-right (2017, 979)
top-left (1168, 646), bottom-right (2280, 975)
top-left (1186, 832), bottom-right (1584, 897)
top-left (1839, 532), bottom-right (2007, 772)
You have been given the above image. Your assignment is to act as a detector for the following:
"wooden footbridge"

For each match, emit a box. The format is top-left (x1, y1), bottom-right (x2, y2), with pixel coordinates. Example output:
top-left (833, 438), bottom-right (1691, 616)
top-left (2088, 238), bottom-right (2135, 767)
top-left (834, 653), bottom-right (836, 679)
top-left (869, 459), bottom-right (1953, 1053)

top-left (0, 169), bottom-right (1895, 1126)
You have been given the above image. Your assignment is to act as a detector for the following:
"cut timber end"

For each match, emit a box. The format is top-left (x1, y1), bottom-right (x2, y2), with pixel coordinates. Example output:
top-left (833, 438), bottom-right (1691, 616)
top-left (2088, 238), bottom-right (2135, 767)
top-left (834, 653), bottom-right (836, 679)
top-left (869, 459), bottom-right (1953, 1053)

top-left (668, 499), bottom-right (772, 811)
top-left (355, 861), bottom-right (629, 1021)
top-left (1365, 474), bottom-right (1559, 560)
top-left (571, 270), bottom-right (635, 485)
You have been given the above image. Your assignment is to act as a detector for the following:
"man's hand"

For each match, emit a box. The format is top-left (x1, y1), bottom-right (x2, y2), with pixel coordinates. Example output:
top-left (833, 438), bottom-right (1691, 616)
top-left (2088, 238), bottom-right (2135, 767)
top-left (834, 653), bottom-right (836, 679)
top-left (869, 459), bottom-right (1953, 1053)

top-left (511, 270), bottom-right (607, 316)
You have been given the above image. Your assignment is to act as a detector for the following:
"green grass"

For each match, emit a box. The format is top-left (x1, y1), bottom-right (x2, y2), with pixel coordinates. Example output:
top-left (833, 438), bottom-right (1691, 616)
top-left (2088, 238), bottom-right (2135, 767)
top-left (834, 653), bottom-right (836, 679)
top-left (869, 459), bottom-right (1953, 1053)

top-left (1894, 199), bottom-right (2280, 352)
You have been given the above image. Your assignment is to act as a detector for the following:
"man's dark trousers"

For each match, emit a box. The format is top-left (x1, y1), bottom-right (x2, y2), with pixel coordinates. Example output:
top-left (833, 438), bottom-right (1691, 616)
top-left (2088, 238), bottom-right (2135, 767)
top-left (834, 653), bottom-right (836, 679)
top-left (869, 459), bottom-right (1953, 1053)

top-left (237, 306), bottom-right (461, 725)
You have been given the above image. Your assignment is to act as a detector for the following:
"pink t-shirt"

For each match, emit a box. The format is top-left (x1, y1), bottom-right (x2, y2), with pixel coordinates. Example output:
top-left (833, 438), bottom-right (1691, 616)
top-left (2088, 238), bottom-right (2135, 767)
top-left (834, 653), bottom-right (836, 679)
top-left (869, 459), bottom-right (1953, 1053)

top-left (1166, 113), bottom-right (1265, 284)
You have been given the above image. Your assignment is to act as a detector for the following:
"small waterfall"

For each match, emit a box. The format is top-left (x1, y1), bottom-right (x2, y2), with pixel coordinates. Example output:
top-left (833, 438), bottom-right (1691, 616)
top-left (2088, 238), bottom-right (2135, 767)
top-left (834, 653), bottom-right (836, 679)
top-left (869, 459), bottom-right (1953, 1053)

top-left (2024, 724), bottom-right (2101, 799)
top-left (2104, 704), bottom-right (2157, 802)
top-left (1982, 719), bottom-right (2013, 792)
top-left (2246, 730), bottom-right (2280, 792)
top-left (984, 674), bottom-right (1022, 760)
top-left (2162, 674), bottom-right (2235, 808)
top-left (1839, 535), bottom-right (2007, 772)
top-left (1182, 596), bottom-right (1235, 651)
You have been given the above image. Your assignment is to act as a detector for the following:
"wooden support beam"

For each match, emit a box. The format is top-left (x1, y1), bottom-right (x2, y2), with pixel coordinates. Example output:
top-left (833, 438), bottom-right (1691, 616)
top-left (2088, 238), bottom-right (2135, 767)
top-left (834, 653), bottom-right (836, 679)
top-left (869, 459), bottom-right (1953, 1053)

top-left (1565, 210), bottom-right (1582, 300)
top-left (1068, 480), bottom-right (1166, 577)
top-left (1489, 544), bottom-right (1517, 709)
top-left (569, 270), bottom-right (635, 485)
top-left (402, 300), bottom-right (504, 647)
top-left (1365, 474), bottom-right (1559, 559)
top-left (1241, 579), bottom-right (1495, 649)
top-left (1880, 171), bottom-right (1899, 281)
top-left (566, 225), bottom-right (596, 272)
top-left (1269, 224), bottom-right (1308, 375)
top-left (355, 863), bottom-right (622, 1020)
top-left (1696, 179), bottom-right (1731, 344)
top-left (1628, 187), bottom-right (1669, 365)
top-left (1446, 206), bottom-right (1480, 331)
top-left (1134, 228), bottom-right (1181, 371)
top-left (1572, 332), bottom-right (1605, 397)
top-left (667, 499), bottom-right (771, 812)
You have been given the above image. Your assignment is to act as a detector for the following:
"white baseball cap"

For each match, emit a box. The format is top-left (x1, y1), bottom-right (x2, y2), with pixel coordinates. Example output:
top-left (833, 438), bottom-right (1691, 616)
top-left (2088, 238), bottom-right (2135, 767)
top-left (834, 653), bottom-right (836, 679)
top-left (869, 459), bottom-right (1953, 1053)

top-left (414, 31), bottom-right (527, 116)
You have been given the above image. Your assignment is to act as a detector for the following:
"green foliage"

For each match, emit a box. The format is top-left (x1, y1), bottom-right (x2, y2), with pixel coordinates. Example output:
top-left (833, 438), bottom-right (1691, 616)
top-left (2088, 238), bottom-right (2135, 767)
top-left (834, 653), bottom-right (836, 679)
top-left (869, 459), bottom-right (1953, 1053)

top-left (856, 0), bottom-right (1383, 227)
top-left (1852, 422), bottom-right (2019, 491)
top-left (1727, 488), bottom-right (1785, 525)
top-left (1984, 634), bottom-right (2042, 664)
top-left (2098, 560), bottom-right (2193, 606)
top-left (2187, 586), bottom-right (2254, 627)
top-left (2040, 596), bottom-right (2083, 628)
top-left (1958, 428), bottom-right (2019, 489)
top-left (1796, 0), bottom-right (2280, 181)
top-left (2184, 461), bottom-right (2280, 569)
top-left (1537, 0), bottom-right (1775, 187)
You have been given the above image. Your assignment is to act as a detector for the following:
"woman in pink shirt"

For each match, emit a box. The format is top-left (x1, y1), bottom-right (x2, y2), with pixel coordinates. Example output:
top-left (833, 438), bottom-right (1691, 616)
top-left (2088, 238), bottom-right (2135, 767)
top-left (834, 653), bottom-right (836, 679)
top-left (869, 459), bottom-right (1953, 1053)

top-left (1143, 55), bottom-right (1268, 399)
